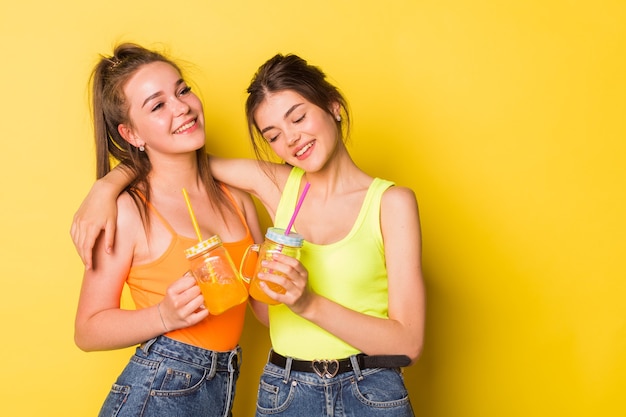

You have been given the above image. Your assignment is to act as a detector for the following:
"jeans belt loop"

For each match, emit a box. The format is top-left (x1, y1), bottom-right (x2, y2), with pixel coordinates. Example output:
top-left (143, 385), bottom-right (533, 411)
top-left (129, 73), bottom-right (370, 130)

top-left (283, 356), bottom-right (293, 384)
top-left (207, 350), bottom-right (218, 379)
top-left (228, 347), bottom-right (242, 373)
top-left (140, 337), bottom-right (158, 355)
top-left (349, 354), bottom-right (364, 381)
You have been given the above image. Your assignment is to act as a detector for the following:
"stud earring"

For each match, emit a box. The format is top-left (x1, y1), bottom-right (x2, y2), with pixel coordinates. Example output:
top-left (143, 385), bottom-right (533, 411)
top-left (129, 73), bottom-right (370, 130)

top-left (335, 115), bottom-right (342, 122)
top-left (139, 145), bottom-right (145, 152)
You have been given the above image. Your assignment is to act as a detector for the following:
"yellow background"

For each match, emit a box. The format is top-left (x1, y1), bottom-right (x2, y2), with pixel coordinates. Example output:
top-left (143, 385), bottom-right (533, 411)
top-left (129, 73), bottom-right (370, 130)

top-left (1, 1), bottom-right (624, 416)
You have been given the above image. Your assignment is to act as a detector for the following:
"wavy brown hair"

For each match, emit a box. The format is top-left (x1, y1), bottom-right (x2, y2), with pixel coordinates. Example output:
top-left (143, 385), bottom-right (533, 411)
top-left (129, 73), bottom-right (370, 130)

top-left (245, 53), bottom-right (350, 162)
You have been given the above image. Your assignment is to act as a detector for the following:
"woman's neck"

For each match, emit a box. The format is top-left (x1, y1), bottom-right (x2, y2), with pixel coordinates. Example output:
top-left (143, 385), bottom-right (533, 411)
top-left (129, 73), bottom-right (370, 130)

top-left (148, 153), bottom-right (202, 194)
top-left (303, 148), bottom-right (370, 197)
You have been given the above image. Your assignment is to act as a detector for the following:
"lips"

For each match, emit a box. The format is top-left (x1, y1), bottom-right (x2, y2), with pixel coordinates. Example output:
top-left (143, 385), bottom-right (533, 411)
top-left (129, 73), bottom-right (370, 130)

top-left (295, 141), bottom-right (314, 157)
top-left (173, 118), bottom-right (197, 134)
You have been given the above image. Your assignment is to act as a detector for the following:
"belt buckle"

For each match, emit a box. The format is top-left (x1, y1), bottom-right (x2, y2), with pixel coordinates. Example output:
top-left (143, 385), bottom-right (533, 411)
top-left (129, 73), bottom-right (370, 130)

top-left (312, 359), bottom-right (339, 378)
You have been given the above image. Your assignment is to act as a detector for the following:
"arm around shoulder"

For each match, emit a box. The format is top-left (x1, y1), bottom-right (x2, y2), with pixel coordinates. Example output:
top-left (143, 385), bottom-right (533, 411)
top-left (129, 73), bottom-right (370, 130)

top-left (70, 164), bottom-right (136, 269)
top-left (208, 154), bottom-right (290, 214)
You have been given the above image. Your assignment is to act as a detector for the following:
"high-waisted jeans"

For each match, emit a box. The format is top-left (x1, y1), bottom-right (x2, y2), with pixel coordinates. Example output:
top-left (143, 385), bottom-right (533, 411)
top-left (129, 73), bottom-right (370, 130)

top-left (255, 350), bottom-right (414, 417)
top-left (98, 336), bottom-right (241, 417)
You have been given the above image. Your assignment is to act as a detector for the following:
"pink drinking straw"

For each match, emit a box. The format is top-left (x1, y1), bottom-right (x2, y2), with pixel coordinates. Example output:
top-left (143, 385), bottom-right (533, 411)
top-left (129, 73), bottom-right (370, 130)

top-left (285, 182), bottom-right (310, 235)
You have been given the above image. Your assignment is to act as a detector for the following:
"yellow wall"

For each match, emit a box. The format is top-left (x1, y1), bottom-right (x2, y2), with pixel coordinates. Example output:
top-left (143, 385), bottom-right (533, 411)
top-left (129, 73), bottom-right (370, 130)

top-left (1, 1), bottom-right (624, 415)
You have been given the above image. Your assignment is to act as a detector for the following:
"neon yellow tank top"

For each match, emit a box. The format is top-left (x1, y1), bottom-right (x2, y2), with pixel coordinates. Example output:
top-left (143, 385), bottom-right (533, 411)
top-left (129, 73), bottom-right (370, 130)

top-left (270, 167), bottom-right (394, 359)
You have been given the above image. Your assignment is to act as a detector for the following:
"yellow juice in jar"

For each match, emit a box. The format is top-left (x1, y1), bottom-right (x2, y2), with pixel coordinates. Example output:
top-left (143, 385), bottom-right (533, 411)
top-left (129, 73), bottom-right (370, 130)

top-left (242, 228), bottom-right (303, 305)
top-left (249, 272), bottom-right (287, 305)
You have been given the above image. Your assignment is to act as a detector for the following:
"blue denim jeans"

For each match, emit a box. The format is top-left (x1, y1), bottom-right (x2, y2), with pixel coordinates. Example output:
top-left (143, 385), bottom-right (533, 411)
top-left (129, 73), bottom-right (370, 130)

top-left (98, 336), bottom-right (241, 417)
top-left (255, 351), bottom-right (414, 417)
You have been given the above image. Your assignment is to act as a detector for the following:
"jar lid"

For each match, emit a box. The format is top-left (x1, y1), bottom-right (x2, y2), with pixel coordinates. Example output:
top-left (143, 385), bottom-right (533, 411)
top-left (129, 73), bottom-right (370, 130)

top-left (265, 227), bottom-right (304, 247)
top-left (184, 235), bottom-right (222, 259)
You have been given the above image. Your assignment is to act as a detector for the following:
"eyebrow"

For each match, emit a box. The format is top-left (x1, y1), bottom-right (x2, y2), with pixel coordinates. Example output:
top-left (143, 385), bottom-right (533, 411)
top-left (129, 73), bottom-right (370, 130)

top-left (260, 102), bottom-right (304, 134)
top-left (141, 78), bottom-right (185, 109)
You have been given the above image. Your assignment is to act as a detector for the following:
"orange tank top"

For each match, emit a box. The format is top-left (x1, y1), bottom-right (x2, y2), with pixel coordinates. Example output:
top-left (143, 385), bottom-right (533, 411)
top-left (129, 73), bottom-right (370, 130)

top-left (127, 187), bottom-right (254, 351)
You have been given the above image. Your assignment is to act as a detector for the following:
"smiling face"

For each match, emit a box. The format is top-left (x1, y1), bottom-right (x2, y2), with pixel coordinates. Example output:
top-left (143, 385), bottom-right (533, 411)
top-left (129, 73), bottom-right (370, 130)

top-left (254, 89), bottom-right (341, 171)
top-left (118, 61), bottom-right (205, 158)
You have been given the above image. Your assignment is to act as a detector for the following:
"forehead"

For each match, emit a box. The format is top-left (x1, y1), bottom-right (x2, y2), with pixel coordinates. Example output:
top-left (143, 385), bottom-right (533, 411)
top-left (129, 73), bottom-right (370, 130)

top-left (262, 90), bottom-right (307, 107)
top-left (123, 61), bottom-right (181, 103)
top-left (255, 90), bottom-right (308, 119)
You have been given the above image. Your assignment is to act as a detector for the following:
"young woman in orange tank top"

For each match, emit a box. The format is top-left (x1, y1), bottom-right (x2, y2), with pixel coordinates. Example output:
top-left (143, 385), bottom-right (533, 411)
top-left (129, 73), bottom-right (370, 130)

top-left (73, 43), bottom-right (263, 417)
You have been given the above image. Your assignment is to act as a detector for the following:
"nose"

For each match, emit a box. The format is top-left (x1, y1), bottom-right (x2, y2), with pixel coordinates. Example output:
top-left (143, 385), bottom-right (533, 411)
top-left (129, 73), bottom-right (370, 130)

top-left (172, 96), bottom-right (190, 116)
top-left (287, 130), bottom-right (300, 146)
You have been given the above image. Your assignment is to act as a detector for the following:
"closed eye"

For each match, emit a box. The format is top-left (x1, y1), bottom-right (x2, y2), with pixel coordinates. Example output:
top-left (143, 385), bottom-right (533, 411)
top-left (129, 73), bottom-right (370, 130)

top-left (178, 85), bottom-right (192, 96)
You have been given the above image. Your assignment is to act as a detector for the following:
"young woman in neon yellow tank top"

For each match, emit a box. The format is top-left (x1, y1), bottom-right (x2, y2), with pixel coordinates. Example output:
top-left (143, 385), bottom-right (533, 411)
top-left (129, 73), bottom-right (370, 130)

top-left (71, 53), bottom-right (425, 417)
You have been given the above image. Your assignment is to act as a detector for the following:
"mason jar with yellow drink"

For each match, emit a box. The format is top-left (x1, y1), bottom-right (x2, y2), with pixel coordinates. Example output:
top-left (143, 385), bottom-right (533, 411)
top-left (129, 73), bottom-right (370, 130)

top-left (240, 227), bottom-right (304, 305)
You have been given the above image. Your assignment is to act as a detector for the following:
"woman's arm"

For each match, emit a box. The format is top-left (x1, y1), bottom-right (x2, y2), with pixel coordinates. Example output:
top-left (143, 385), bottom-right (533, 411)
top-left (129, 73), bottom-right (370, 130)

top-left (74, 193), bottom-right (208, 351)
top-left (260, 186), bottom-right (426, 363)
top-left (208, 155), bottom-right (288, 220)
top-left (71, 157), bottom-right (287, 269)
top-left (71, 165), bottom-right (135, 269)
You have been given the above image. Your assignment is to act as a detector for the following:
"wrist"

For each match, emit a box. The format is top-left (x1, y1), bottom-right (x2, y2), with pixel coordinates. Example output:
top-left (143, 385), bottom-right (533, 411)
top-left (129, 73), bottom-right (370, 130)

top-left (293, 292), bottom-right (317, 319)
top-left (96, 164), bottom-right (133, 194)
top-left (93, 176), bottom-right (124, 197)
top-left (157, 303), bottom-right (170, 333)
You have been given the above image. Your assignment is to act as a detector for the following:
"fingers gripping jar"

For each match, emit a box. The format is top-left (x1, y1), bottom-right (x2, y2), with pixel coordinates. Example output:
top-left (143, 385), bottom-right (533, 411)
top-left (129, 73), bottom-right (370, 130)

top-left (241, 227), bottom-right (304, 305)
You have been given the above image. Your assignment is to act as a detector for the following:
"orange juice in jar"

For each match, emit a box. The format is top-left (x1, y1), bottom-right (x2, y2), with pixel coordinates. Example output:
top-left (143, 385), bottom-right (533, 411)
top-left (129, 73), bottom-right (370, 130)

top-left (185, 235), bottom-right (248, 315)
top-left (195, 280), bottom-right (247, 313)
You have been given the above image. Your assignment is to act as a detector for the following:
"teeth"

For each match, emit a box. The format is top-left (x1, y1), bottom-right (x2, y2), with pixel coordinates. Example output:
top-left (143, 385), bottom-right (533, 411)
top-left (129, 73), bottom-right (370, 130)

top-left (174, 120), bottom-right (195, 134)
top-left (296, 142), bottom-right (313, 157)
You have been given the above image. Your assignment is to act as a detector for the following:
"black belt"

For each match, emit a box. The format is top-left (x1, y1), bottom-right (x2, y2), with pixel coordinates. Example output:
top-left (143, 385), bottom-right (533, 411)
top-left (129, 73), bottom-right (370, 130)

top-left (269, 351), bottom-right (410, 378)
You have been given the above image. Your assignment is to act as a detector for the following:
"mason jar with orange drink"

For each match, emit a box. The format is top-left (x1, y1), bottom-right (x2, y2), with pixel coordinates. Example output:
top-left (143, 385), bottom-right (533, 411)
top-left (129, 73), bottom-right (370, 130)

top-left (185, 235), bottom-right (248, 315)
